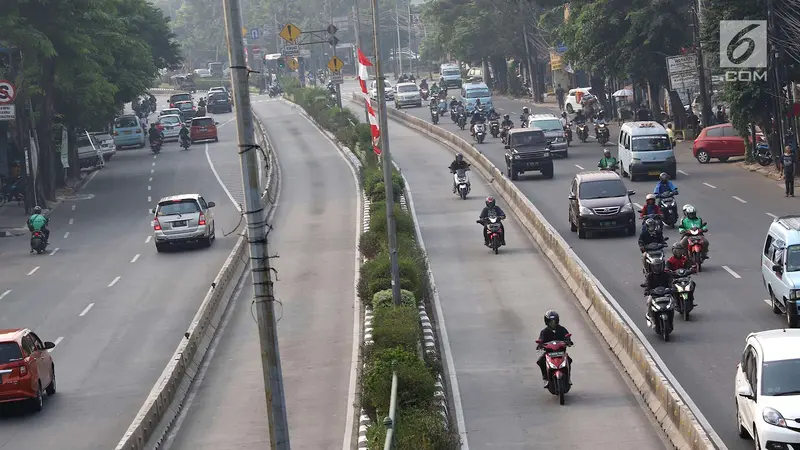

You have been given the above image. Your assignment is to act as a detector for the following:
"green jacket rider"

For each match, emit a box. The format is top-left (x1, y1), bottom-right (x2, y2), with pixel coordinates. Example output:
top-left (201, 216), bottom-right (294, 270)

top-left (27, 206), bottom-right (50, 249)
top-left (678, 204), bottom-right (709, 258)
top-left (598, 149), bottom-right (617, 169)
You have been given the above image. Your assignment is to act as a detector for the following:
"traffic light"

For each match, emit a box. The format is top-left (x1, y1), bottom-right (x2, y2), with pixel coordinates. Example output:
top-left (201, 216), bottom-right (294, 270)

top-left (278, 58), bottom-right (286, 69)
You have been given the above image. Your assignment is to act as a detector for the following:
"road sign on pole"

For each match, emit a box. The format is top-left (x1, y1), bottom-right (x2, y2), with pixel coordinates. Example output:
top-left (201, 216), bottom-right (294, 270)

top-left (329, 73), bottom-right (344, 84)
top-left (0, 105), bottom-right (15, 120)
top-left (282, 44), bottom-right (299, 57)
top-left (251, 28), bottom-right (260, 40)
top-left (0, 80), bottom-right (17, 104)
top-left (279, 23), bottom-right (302, 42)
top-left (288, 58), bottom-right (299, 70)
top-left (327, 56), bottom-right (344, 72)
top-left (327, 24), bottom-right (338, 35)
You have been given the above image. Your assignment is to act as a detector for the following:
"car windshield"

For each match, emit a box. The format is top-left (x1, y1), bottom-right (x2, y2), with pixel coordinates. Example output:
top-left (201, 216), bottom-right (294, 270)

top-left (157, 199), bottom-right (200, 216)
top-left (115, 117), bottom-right (138, 128)
top-left (398, 85), bottom-right (417, 93)
top-left (176, 102), bottom-right (193, 111)
top-left (161, 109), bottom-right (179, 116)
top-left (785, 245), bottom-right (800, 272)
top-left (466, 88), bottom-right (490, 98)
top-left (192, 118), bottom-right (213, 127)
top-left (94, 134), bottom-right (112, 142)
top-left (171, 94), bottom-right (191, 103)
top-left (632, 135), bottom-right (672, 151)
top-left (160, 116), bottom-right (180, 125)
top-left (533, 119), bottom-right (563, 132)
top-left (443, 69), bottom-right (460, 76)
top-left (510, 132), bottom-right (546, 147)
top-left (579, 180), bottom-right (627, 199)
top-left (761, 358), bottom-right (800, 396)
top-left (210, 93), bottom-right (227, 101)
top-left (0, 342), bottom-right (23, 363)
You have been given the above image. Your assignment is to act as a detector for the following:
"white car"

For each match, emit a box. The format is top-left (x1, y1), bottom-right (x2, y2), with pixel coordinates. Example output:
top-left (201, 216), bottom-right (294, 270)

top-left (735, 329), bottom-right (800, 449)
top-left (369, 80), bottom-right (394, 101)
top-left (156, 115), bottom-right (183, 141)
top-left (564, 87), bottom-right (592, 114)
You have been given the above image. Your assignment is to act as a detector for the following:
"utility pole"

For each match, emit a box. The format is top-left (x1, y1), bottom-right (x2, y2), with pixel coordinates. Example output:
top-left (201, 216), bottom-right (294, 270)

top-left (354, 3), bottom-right (370, 123)
top-left (221, 0), bottom-right (291, 448)
top-left (691, 8), bottom-right (712, 127)
top-left (407, 1), bottom-right (416, 77)
top-left (768, 0), bottom-right (786, 154)
top-left (395, 5), bottom-right (402, 76)
top-left (521, 21), bottom-right (535, 99)
top-left (370, 0), bottom-right (403, 305)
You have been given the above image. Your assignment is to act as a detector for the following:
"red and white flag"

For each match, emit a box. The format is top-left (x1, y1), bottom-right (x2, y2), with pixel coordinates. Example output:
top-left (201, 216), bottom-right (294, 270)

top-left (356, 47), bottom-right (381, 155)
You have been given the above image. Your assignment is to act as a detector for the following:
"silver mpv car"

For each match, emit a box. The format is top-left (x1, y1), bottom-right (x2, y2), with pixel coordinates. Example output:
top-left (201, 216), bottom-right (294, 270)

top-left (152, 194), bottom-right (216, 252)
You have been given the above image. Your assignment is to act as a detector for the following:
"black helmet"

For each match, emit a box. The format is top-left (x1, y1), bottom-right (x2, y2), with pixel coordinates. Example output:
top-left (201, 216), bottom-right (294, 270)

top-left (561, 111), bottom-right (567, 118)
top-left (659, 172), bottom-right (669, 183)
top-left (544, 310), bottom-right (560, 326)
top-left (33, 206), bottom-right (42, 214)
top-left (503, 114), bottom-right (510, 120)
top-left (455, 153), bottom-right (463, 162)
top-left (485, 196), bottom-right (496, 209)
top-left (645, 218), bottom-right (658, 234)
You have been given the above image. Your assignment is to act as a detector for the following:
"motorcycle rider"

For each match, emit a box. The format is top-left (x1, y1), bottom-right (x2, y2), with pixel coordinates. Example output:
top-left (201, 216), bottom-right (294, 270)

top-left (470, 105), bottom-right (487, 137)
top-left (27, 205), bottom-right (49, 251)
top-left (148, 123), bottom-right (163, 146)
top-left (198, 97), bottom-right (207, 108)
top-left (449, 96), bottom-right (459, 111)
top-left (449, 153), bottom-right (471, 193)
top-left (678, 204), bottom-right (709, 259)
top-left (559, 111), bottom-right (569, 128)
top-left (640, 193), bottom-right (662, 232)
top-left (593, 110), bottom-right (607, 138)
top-left (419, 78), bottom-right (428, 90)
top-left (597, 148), bottom-right (618, 169)
top-left (536, 310), bottom-right (572, 388)
top-left (654, 172), bottom-right (678, 197)
top-left (638, 217), bottom-right (667, 283)
top-left (520, 106), bottom-right (530, 126)
top-left (479, 196), bottom-right (506, 246)
top-left (501, 114), bottom-right (514, 129)
top-left (643, 259), bottom-right (673, 305)
top-left (430, 82), bottom-right (441, 99)
top-left (667, 242), bottom-right (692, 271)
top-left (179, 123), bottom-right (190, 147)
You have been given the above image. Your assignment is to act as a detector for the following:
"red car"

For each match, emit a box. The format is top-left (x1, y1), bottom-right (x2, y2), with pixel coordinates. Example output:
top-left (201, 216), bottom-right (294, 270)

top-left (0, 329), bottom-right (57, 411)
top-left (692, 123), bottom-right (745, 163)
top-left (190, 117), bottom-right (219, 143)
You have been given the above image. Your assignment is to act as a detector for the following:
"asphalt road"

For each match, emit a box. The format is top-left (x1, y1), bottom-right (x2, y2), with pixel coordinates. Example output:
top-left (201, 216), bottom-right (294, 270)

top-left (343, 100), bottom-right (667, 447)
top-left (0, 97), bottom-right (241, 450)
top-left (162, 98), bottom-right (359, 450)
top-left (345, 82), bottom-right (798, 449)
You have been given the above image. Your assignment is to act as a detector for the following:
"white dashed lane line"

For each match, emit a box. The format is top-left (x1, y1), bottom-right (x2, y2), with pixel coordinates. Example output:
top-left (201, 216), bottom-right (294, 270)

top-left (145, 236), bottom-right (152, 244)
top-left (149, 177), bottom-right (152, 182)
top-left (27, 266), bottom-right (40, 276)
top-left (108, 276), bottom-right (121, 287)
top-left (722, 265), bottom-right (742, 279)
top-left (130, 254), bottom-right (140, 263)
top-left (152, 162), bottom-right (156, 166)
top-left (147, 196), bottom-right (152, 203)
top-left (79, 303), bottom-right (94, 317)
top-left (49, 336), bottom-right (63, 352)
top-left (49, 248), bottom-right (59, 256)
top-left (0, 290), bottom-right (10, 300)
top-left (732, 196), bottom-right (747, 203)
top-left (678, 170), bottom-right (689, 176)
top-left (147, 185), bottom-right (151, 191)
top-left (63, 231), bottom-right (70, 239)
top-left (71, 204), bottom-right (76, 211)
top-left (703, 182), bottom-right (716, 189)
top-left (767, 213), bottom-right (778, 219)
top-left (151, 169), bottom-right (154, 174)
top-left (574, 164), bottom-right (584, 170)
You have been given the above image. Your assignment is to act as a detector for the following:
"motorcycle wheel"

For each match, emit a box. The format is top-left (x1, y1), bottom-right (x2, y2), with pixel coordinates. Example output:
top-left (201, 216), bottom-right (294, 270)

top-left (661, 318), bottom-right (670, 341)
top-left (558, 377), bottom-right (567, 405)
top-left (692, 252), bottom-right (703, 272)
top-left (758, 156), bottom-right (772, 166)
top-left (683, 301), bottom-right (691, 321)
top-left (460, 189), bottom-right (467, 200)
top-left (492, 235), bottom-right (499, 254)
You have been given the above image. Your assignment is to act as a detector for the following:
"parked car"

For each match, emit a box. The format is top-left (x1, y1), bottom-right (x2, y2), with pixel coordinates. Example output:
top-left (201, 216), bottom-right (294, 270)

top-left (151, 194), bottom-right (216, 252)
top-left (735, 329), bottom-right (800, 449)
top-left (207, 92), bottom-right (232, 113)
top-left (77, 132), bottom-right (116, 167)
top-left (564, 87), bottom-right (592, 114)
top-left (0, 328), bottom-right (57, 412)
top-left (156, 115), bottom-right (183, 141)
top-left (568, 170), bottom-right (637, 239)
top-left (169, 93), bottom-right (192, 108)
top-left (112, 115), bottom-right (146, 150)
top-left (190, 117), bottom-right (218, 143)
top-left (692, 123), bottom-right (745, 163)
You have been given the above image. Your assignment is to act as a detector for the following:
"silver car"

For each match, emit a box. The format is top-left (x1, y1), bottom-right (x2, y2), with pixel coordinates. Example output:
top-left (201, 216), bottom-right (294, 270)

top-left (394, 82), bottom-right (422, 108)
top-left (528, 114), bottom-right (568, 158)
top-left (151, 194), bottom-right (216, 252)
top-left (156, 115), bottom-right (183, 141)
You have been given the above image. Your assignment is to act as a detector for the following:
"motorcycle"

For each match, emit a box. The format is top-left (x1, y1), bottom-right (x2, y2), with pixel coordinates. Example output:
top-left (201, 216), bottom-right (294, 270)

top-left (682, 225), bottom-right (707, 272)
top-left (431, 108), bottom-right (439, 125)
top-left (438, 100), bottom-right (448, 116)
top-left (671, 267), bottom-right (696, 320)
top-left (450, 108), bottom-right (458, 122)
top-left (420, 88), bottom-right (429, 101)
top-left (180, 136), bottom-right (191, 151)
top-left (457, 113), bottom-right (467, 130)
top-left (452, 167), bottom-right (471, 199)
top-left (646, 286), bottom-right (675, 341)
top-left (596, 122), bottom-right (610, 145)
top-left (478, 215), bottom-right (504, 254)
top-left (535, 335), bottom-right (573, 405)
top-left (519, 114), bottom-right (529, 128)
top-left (576, 123), bottom-right (589, 143)
top-left (500, 125), bottom-right (512, 144)
top-left (473, 122), bottom-right (487, 144)
top-left (490, 119), bottom-right (500, 138)
top-left (657, 191), bottom-right (678, 227)
top-left (30, 231), bottom-right (47, 254)
top-left (150, 139), bottom-right (162, 154)
top-left (1, 176), bottom-right (25, 204)
top-left (756, 142), bottom-right (772, 166)
top-left (642, 241), bottom-right (668, 275)
top-left (564, 124), bottom-right (572, 145)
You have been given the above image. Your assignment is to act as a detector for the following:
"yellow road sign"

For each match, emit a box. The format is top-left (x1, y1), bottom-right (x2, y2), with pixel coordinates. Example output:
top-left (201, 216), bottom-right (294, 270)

top-left (279, 23), bottom-right (302, 42)
top-left (241, 27), bottom-right (247, 37)
top-left (327, 56), bottom-right (344, 73)
top-left (288, 58), bottom-right (299, 70)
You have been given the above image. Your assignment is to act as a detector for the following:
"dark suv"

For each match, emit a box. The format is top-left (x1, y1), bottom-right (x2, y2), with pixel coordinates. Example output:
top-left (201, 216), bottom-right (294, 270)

top-left (568, 171), bottom-right (636, 239)
top-left (504, 128), bottom-right (554, 179)
top-left (207, 92), bottom-right (232, 114)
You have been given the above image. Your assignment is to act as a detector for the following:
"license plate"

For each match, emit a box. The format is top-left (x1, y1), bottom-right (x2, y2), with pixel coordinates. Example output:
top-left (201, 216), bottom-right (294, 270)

top-left (124, 131), bottom-right (131, 134)
top-left (648, 171), bottom-right (661, 176)
top-left (600, 221), bottom-right (615, 227)
top-left (200, 127), bottom-right (207, 131)
top-left (173, 220), bottom-right (187, 227)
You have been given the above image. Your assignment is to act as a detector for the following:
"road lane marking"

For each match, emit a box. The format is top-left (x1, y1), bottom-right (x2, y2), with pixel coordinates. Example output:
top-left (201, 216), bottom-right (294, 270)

top-left (49, 248), bottom-right (59, 256)
top-left (152, 162), bottom-right (156, 166)
top-left (633, 202), bottom-right (643, 209)
top-left (145, 235), bottom-right (152, 243)
top-left (767, 213), bottom-right (778, 219)
top-left (722, 265), bottom-right (742, 278)
top-left (27, 266), bottom-right (40, 276)
top-left (732, 195), bottom-right (747, 203)
top-left (764, 299), bottom-right (772, 306)
top-left (147, 196), bottom-right (152, 202)
top-left (69, 218), bottom-right (74, 225)
top-left (574, 164), bottom-right (584, 170)
top-left (151, 169), bottom-right (154, 174)
top-left (149, 177), bottom-right (152, 182)
top-left (79, 303), bottom-right (94, 316)
top-left (0, 290), bottom-right (10, 300)
top-left (71, 204), bottom-right (76, 211)
top-left (702, 182), bottom-right (716, 189)
top-left (153, 155), bottom-right (157, 159)
top-left (63, 231), bottom-right (70, 238)
top-left (678, 170), bottom-right (689, 176)
top-left (205, 143), bottom-right (241, 211)
top-left (147, 185), bottom-right (151, 191)
top-left (108, 276), bottom-right (121, 287)
top-left (130, 254), bottom-right (140, 263)
top-left (49, 336), bottom-right (63, 352)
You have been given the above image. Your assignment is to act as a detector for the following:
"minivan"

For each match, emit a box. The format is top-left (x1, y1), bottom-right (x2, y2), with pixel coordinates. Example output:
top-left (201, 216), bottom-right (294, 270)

top-left (169, 93), bottom-right (192, 108)
top-left (440, 63), bottom-right (462, 89)
top-left (618, 121), bottom-right (676, 181)
top-left (112, 115), bottom-right (146, 149)
top-left (460, 81), bottom-right (493, 113)
top-left (568, 171), bottom-right (636, 239)
top-left (761, 215), bottom-right (800, 328)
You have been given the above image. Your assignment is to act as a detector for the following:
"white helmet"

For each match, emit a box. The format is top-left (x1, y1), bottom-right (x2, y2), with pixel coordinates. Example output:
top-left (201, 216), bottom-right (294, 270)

top-left (645, 193), bottom-right (656, 202)
top-left (682, 204), bottom-right (696, 216)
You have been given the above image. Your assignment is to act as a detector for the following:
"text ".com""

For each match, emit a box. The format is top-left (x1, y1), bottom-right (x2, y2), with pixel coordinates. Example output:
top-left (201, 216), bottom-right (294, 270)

top-left (724, 70), bottom-right (768, 82)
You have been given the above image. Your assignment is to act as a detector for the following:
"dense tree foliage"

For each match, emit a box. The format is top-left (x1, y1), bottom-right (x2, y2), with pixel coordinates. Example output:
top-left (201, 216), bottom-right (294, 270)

top-left (0, 0), bottom-right (180, 199)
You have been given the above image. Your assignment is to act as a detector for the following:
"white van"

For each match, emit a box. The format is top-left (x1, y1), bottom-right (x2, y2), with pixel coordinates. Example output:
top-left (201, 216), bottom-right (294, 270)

top-left (618, 121), bottom-right (676, 182)
top-left (762, 215), bottom-right (800, 328)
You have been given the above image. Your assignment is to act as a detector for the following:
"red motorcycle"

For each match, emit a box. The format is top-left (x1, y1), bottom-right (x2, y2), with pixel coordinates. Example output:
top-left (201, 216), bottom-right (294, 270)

top-left (536, 335), bottom-right (573, 405)
top-left (477, 215), bottom-right (504, 254)
top-left (682, 225), bottom-right (707, 272)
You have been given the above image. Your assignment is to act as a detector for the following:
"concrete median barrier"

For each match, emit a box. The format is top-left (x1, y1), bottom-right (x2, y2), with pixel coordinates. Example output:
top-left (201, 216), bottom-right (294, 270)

top-left (114, 111), bottom-right (278, 450)
top-left (353, 92), bottom-right (716, 450)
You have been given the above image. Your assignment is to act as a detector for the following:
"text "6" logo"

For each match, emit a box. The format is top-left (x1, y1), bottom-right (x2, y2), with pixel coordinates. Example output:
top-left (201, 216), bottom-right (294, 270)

top-left (720, 21), bottom-right (767, 68)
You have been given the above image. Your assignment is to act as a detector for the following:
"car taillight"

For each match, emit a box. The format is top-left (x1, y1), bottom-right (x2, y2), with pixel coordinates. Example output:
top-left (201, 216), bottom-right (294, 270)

top-left (113, 131), bottom-right (119, 136)
top-left (135, 128), bottom-right (141, 133)
top-left (153, 218), bottom-right (162, 230)
top-left (198, 213), bottom-right (206, 225)
top-left (19, 363), bottom-right (27, 376)
top-left (170, 103), bottom-right (174, 108)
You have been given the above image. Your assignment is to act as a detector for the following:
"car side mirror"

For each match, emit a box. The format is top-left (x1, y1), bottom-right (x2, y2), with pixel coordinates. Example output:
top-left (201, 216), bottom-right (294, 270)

top-left (773, 264), bottom-right (783, 273)
top-left (628, 190), bottom-right (636, 196)
top-left (568, 194), bottom-right (576, 200)
top-left (737, 385), bottom-right (754, 400)
top-left (215, 122), bottom-right (220, 125)
top-left (207, 201), bottom-right (215, 208)
top-left (504, 145), bottom-right (510, 149)
top-left (44, 341), bottom-right (56, 350)
top-left (150, 208), bottom-right (156, 214)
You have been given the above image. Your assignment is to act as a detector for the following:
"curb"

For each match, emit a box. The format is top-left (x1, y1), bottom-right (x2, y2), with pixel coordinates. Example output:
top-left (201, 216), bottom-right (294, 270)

top-left (356, 91), bottom-right (721, 450)
top-left (114, 109), bottom-right (278, 450)
top-left (736, 160), bottom-right (783, 181)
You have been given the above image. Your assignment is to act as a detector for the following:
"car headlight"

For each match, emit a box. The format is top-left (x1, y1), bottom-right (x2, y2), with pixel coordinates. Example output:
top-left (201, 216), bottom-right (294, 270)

top-left (542, 151), bottom-right (550, 157)
top-left (579, 206), bottom-right (592, 215)
top-left (620, 203), bottom-right (633, 213)
top-left (763, 407), bottom-right (787, 428)
top-left (666, 155), bottom-right (676, 162)
top-left (553, 137), bottom-right (565, 143)
top-left (632, 158), bottom-right (642, 165)
top-left (791, 289), bottom-right (800, 300)
top-left (513, 154), bottom-right (520, 159)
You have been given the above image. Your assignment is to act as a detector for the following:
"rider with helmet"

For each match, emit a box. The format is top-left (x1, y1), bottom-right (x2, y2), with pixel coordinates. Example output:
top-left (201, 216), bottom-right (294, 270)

top-left (638, 216), bottom-right (667, 282)
top-left (597, 149), bottom-right (618, 170)
top-left (678, 204), bottom-right (709, 259)
top-left (179, 123), bottom-right (190, 147)
top-left (520, 106), bottom-right (530, 127)
top-left (667, 242), bottom-right (692, 271)
top-left (478, 196), bottom-right (506, 246)
top-left (537, 310), bottom-right (572, 388)
top-left (470, 104), bottom-right (487, 136)
top-left (27, 205), bottom-right (50, 250)
top-left (449, 153), bottom-right (471, 192)
top-left (654, 172), bottom-right (678, 196)
top-left (449, 96), bottom-right (459, 110)
top-left (501, 114), bottom-right (514, 129)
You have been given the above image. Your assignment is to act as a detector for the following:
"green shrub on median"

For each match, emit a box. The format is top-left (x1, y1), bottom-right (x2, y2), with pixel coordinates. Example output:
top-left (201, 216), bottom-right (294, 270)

top-left (366, 406), bottom-right (460, 450)
top-left (362, 347), bottom-right (436, 413)
top-left (363, 168), bottom-right (404, 202)
top-left (372, 288), bottom-right (416, 309)
top-left (372, 305), bottom-right (419, 352)
top-left (358, 255), bottom-right (423, 304)
top-left (369, 201), bottom-right (415, 236)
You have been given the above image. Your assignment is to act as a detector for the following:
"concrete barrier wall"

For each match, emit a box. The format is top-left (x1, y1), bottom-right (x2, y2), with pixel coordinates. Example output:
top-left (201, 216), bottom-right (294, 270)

top-left (114, 110), bottom-right (278, 450)
top-left (353, 92), bottom-right (715, 450)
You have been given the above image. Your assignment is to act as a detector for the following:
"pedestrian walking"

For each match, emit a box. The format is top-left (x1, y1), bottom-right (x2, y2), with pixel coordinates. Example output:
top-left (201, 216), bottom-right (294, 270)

top-left (555, 84), bottom-right (565, 111)
top-left (781, 145), bottom-right (795, 197)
